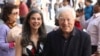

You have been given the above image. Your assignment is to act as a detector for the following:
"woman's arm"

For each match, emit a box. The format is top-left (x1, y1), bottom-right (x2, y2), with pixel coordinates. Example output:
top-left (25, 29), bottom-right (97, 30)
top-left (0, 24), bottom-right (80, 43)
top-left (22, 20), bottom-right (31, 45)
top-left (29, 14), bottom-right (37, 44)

top-left (15, 36), bottom-right (22, 56)
top-left (0, 26), bottom-right (14, 50)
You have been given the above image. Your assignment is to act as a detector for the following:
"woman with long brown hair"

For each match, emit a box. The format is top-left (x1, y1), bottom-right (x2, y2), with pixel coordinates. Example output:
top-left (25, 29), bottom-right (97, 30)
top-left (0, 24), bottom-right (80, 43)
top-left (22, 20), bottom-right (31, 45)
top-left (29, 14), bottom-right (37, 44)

top-left (15, 9), bottom-right (46, 56)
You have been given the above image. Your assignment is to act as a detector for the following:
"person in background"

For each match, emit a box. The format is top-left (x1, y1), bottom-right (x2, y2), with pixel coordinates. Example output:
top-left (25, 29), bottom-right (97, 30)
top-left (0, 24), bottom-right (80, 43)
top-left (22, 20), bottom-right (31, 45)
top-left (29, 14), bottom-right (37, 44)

top-left (84, 0), bottom-right (93, 20)
top-left (75, 8), bottom-right (84, 30)
top-left (15, 9), bottom-right (46, 56)
top-left (85, 1), bottom-right (100, 56)
top-left (19, 0), bottom-right (29, 24)
top-left (0, 3), bottom-right (19, 56)
top-left (26, 0), bottom-right (32, 9)
top-left (78, 2), bottom-right (84, 9)
top-left (46, 0), bottom-right (52, 20)
top-left (54, 0), bottom-right (61, 26)
top-left (30, 0), bottom-right (39, 10)
top-left (59, 0), bottom-right (71, 8)
top-left (54, 0), bottom-right (61, 14)
top-left (43, 7), bottom-right (91, 56)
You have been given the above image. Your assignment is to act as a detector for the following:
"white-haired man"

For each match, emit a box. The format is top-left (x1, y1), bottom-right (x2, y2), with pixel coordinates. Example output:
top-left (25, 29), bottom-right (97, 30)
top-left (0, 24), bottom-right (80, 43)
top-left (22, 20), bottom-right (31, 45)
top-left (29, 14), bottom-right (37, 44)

top-left (43, 7), bottom-right (91, 56)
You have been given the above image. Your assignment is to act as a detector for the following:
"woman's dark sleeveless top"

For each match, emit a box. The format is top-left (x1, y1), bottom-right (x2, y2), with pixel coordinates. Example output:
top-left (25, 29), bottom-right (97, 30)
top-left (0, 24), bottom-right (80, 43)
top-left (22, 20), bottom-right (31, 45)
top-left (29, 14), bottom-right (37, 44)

top-left (22, 38), bottom-right (45, 56)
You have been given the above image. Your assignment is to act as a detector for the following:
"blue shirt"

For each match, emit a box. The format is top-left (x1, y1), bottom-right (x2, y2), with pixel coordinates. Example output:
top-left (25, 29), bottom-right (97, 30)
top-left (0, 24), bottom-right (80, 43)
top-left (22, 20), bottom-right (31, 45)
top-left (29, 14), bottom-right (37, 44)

top-left (84, 5), bottom-right (93, 20)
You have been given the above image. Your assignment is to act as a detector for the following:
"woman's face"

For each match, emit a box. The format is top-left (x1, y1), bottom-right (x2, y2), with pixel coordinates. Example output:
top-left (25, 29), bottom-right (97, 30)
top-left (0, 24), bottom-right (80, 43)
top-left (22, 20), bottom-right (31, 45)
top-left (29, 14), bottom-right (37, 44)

top-left (29, 13), bottom-right (42, 30)
top-left (8, 8), bottom-right (19, 23)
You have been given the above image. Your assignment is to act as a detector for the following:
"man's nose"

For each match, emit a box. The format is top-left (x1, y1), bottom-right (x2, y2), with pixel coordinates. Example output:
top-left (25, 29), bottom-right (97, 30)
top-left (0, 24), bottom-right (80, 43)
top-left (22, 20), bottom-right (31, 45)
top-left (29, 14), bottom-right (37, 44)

top-left (63, 20), bottom-right (68, 24)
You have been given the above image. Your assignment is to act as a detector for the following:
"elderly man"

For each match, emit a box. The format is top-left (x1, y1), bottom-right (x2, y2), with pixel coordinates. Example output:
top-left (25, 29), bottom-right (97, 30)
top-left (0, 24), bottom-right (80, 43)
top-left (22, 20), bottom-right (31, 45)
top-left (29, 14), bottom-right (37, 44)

top-left (43, 7), bottom-right (91, 56)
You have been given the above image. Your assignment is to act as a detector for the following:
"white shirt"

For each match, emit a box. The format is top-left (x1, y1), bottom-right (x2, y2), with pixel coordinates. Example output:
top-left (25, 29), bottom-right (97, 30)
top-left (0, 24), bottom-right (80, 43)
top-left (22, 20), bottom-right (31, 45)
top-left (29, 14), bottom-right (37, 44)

top-left (0, 0), bottom-right (4, 4)
top-left (86, 13), bottom-right (100, 53)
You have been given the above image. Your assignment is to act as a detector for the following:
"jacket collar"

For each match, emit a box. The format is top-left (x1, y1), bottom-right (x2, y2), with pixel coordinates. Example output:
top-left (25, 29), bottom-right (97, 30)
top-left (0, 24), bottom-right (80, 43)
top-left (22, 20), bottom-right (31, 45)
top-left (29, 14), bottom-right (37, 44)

top-left (57, 27), bottom-right (76, 39)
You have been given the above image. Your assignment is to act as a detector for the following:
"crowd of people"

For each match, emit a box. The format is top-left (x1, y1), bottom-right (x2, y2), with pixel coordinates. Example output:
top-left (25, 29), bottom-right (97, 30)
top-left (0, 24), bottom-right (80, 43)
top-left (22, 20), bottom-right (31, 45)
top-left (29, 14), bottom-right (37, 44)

top-left (0, 0), bottom-right (100, 56)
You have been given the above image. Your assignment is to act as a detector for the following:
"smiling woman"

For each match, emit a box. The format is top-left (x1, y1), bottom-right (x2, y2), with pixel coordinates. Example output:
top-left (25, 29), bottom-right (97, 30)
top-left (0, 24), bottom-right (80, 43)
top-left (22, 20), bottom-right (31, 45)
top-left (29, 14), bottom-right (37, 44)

top-left (15, 9), bottom-right (47, 56)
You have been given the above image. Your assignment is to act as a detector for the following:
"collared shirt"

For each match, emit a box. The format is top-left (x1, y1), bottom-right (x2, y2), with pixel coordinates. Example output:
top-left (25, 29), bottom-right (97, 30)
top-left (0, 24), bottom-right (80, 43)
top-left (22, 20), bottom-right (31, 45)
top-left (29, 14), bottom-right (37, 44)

top-left (86, 13), bottom-right (100, 53)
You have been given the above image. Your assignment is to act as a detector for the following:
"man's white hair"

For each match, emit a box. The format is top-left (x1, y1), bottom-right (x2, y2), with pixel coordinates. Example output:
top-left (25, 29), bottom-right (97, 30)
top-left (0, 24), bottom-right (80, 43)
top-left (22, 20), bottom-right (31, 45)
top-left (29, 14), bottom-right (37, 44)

top-left (56, 7), bottom-right (76, 19)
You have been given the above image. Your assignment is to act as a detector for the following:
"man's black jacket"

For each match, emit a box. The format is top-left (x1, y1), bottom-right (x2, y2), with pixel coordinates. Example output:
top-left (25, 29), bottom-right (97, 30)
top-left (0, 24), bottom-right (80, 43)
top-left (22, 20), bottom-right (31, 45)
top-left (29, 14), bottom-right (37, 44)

top-left (43, 28), bottom-right (91, 56)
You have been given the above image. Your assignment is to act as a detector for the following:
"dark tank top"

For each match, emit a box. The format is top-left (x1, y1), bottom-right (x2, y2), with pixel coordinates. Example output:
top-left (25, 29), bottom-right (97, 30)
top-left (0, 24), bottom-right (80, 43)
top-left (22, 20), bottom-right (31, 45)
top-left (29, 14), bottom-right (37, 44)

top-left (22, 41), bottom-right (44, 56)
